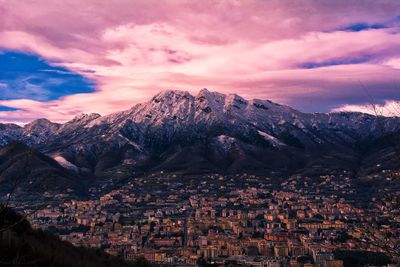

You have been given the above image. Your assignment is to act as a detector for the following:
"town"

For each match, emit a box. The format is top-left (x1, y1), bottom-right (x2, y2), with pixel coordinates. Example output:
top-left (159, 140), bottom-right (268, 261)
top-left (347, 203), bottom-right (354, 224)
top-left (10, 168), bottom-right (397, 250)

top-left (24, 171), bottom-right (400, 267)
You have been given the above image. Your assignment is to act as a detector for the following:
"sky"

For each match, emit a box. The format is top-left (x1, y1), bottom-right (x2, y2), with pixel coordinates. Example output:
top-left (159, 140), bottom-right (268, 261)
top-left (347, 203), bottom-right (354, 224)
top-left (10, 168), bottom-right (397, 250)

top-left (1, 0), bottom-right (400, 123)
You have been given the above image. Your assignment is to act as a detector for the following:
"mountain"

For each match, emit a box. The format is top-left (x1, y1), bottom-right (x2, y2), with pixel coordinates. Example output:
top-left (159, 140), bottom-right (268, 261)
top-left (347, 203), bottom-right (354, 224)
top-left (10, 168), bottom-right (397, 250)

top-left (0, 141), bottom-right (86, 196)
top-left (0, 88), bottom-right (399, 183)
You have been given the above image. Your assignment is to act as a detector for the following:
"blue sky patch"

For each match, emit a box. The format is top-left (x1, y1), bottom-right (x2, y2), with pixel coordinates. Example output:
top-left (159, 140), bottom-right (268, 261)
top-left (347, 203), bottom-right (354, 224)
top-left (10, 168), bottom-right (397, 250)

top-left (340, 22), bottom-right (386, 32)
top-left (301, 55), bottom-right (372, 69)
top-left (0, 106), bottom-right (19, 111)
top-left (0, 50), bottom-right (96, 102)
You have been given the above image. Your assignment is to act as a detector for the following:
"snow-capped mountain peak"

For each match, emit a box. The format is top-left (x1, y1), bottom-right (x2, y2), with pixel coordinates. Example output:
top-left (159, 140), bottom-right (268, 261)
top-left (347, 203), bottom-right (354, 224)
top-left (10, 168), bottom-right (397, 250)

top-left (0, 88), bottom-right (400, 176)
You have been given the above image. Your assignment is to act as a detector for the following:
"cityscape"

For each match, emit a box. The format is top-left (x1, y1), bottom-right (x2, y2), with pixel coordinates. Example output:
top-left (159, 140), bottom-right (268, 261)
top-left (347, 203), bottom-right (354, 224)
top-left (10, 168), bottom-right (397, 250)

top-left (1, 1), bottom-right (400, 267)
top-left (20, 169), bottom-right (398, 266)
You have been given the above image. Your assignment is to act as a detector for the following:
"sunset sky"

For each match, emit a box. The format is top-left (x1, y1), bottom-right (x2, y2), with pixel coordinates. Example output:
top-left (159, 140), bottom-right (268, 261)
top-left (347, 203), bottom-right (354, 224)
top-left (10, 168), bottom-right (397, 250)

top-left (1, 0), bottom-right (400, 123)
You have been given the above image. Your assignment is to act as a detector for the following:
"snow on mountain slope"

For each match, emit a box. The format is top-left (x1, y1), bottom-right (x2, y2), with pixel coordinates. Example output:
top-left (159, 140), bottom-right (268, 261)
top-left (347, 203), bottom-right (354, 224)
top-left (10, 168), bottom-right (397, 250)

top-left (2, 88), bottom-right (400, 146)
top-left (1, 88), bottom-right (400, 176)
top-left (257, 130), bottom-right (286, 147)
top-left (0, 123), bottom-right (22, 146)
top-left (22, 119), bottom-right (61, 144)
top-left (53, 155), bottom-right (79, 172)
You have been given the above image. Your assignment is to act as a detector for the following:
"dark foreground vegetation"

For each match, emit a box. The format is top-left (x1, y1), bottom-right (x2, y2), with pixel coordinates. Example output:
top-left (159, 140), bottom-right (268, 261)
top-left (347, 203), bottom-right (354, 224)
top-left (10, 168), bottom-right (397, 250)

top-left (334, 250), bottom-right (392, 267)
top-left (0, 205), bottom-right (150, 267)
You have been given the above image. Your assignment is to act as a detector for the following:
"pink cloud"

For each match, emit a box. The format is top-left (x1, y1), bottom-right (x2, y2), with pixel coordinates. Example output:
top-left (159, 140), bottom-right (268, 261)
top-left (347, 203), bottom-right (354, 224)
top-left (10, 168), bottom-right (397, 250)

top-left (1, 1), bottom-right (400, 123)
top-left (332, 100), bottom-right (400, 117)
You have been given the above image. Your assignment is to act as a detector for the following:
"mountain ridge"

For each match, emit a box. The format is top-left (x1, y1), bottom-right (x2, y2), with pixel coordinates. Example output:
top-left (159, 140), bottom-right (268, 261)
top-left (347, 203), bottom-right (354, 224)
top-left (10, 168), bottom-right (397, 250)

top-left (0, 141), bottom-right (87, 196)
top-left (0, 88), bottom-right (399, 191)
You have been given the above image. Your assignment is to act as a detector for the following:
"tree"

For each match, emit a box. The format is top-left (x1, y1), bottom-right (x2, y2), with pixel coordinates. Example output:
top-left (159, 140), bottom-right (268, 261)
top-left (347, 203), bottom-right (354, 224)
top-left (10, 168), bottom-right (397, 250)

top-left (357, 82), bottom-right (400, 259)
